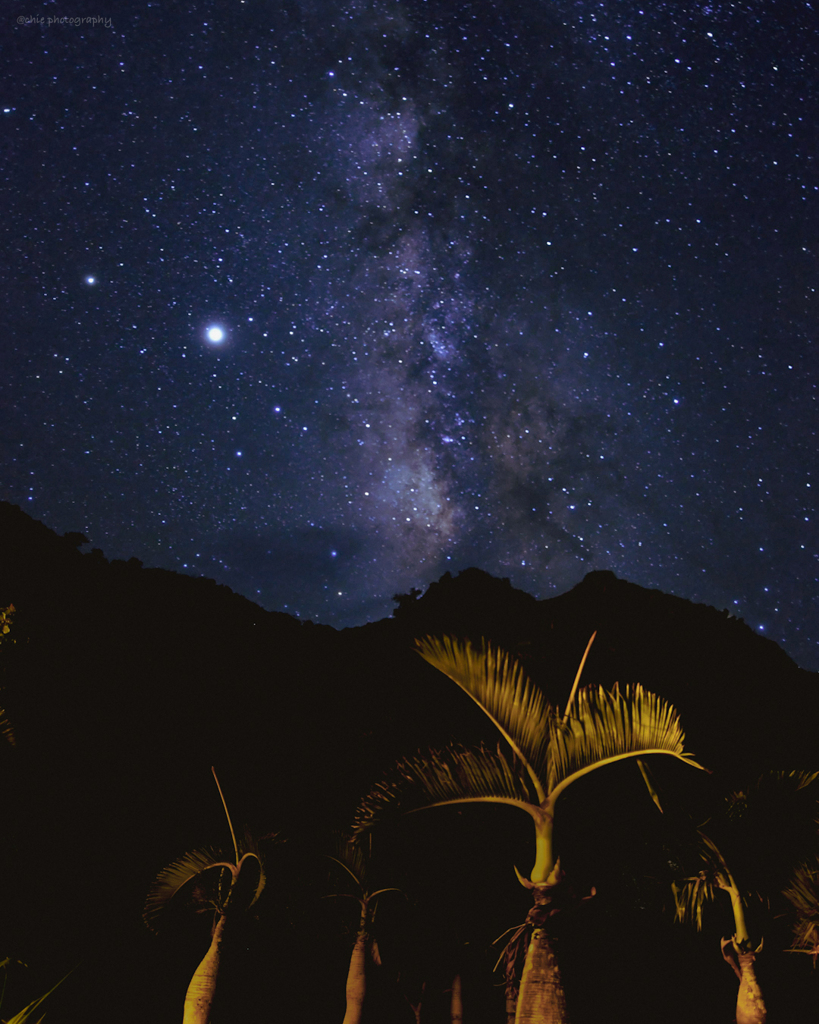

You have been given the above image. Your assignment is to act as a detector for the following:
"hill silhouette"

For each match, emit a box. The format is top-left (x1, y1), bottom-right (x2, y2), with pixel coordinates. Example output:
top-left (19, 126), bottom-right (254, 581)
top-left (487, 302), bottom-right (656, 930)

top-left (0, 500), bottom-right (816, 1023)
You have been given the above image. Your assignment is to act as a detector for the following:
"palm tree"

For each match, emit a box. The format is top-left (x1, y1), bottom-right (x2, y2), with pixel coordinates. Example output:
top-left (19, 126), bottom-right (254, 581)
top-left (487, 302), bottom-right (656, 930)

top-left (354, 634), bottom-right (705, 1024)
top-left (324, 833), bottom-right (401, 1024)
top-left (673, 771), bottom-right (819, 1024)
top-left (674, 831), bottom-right (767, 1024)
top-left (144, 767), bottom-right (267, 1024)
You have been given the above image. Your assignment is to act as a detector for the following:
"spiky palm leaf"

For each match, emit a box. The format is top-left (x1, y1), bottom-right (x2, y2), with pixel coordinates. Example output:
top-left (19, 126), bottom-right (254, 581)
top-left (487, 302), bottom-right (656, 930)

top-left (145, 800), bottom-right (266, 929)
top-left (672, 771), bottom-right (819, 956)
top-left (358, 635), bottom-right (706, 892)
top-left (416, 637), bottom-right (553, 799)
top-left (0, 710), bottom-right (13, 748)
top-left (724, 765), bottom-right (818, 827)
top-left (673, 873), bottom-right (718, 933)
top-left (354, 743), bottom-right (537, 833)
top-left (695, 770), bottom-right (819, 902)
top-left (328, 831), bottom-right (370, 893)
top-left (359, 638), bottom-right (704, 833)
top-left (0, 966), bottom-right (73, 1024)
top-left (145, 847), bottom-right (232, 926)
top-left (547, 682), bottom-right (699, 796)
top-left (783, 858), bottom-right (819, 960)
top-left (673, 833), bottom-right (732, 931)
top-left (144, 845), bottom-right (265, 931)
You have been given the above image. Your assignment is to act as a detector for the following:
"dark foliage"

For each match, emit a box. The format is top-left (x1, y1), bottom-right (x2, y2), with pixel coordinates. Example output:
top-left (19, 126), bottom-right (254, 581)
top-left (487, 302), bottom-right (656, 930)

top-left (0, 501), bottom-right (816, 1022)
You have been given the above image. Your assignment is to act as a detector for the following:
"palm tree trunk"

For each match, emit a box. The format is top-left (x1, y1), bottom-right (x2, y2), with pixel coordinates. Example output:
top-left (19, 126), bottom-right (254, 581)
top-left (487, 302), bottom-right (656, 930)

top-left (183, 913), bottom-right (227, 1024)
top-left (343, 918), bottom-right (368, 1024)
top-left (450, 973), bottom-right (463, 1023)
top-left (514, 886), bottom-right (568, 1024)
top-left (735, 952), bottom-right (766, 1024)
top-left (514, 927), bottom-right (568, 1024)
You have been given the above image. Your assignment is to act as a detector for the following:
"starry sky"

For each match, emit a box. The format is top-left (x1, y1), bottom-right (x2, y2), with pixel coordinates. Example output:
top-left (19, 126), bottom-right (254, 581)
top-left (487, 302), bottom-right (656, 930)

top-left (2, 0), bottom-right (817, 669)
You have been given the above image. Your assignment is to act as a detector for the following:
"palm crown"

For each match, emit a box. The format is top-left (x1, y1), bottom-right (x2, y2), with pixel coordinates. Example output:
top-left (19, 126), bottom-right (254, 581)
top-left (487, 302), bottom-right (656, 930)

top-left (673, 770), bottom-right (819, 949)
top-left (354, 635), bottom-right (704, 886)
top-left (326, 831), bottom-right (402, 912)
top-left (144, 768), bottom-right (266, 930)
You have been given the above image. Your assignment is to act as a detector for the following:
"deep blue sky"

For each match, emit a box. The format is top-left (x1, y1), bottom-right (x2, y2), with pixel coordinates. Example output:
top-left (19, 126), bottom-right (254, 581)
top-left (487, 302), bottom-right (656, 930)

top-left (2, 0), bottom-right (817, 669)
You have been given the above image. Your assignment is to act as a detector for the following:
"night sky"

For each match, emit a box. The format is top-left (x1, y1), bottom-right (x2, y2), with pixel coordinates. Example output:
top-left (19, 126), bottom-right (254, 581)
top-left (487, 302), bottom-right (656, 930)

top-left (3, 1), bottom-right (817, 669)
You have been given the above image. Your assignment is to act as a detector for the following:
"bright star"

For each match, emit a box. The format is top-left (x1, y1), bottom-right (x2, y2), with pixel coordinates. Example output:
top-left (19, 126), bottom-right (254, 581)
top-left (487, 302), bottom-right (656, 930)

top-left (206, 326), bottom-right (225, 343)
top-left (85, 276), bottom-right (96, 285)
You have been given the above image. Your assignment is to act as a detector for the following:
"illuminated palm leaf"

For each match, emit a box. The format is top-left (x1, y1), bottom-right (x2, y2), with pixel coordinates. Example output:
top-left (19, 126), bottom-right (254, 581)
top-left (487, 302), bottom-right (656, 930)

top-left (235, 828), bottom-right (267, 906)
top-left (358, 635), bottom-right (704, 894)
top-left (416, 636), bottom-right (553, 796)
top-left (672, 771), bottom-right (819, 959)
top-left (144, 772), bottom-right (267, 931)
top-left (749, 769), bottom-right (819, 796)
top-left (784, 858), bottom-right (819, 959)
top-left (673, 872), bottom-right (718, 933)
top-left (144, 845), bottom-right (264, 928)
top-left (354, 743), bottom-right (537, 833)
top-left (672, 833), bottom-right (732, 931)
top-left (1, 968), bottom-right (73, 1024)
top-left (0, 703), bottom-right (14, 747)
top-left (546, 683), bottom-right (701, 796)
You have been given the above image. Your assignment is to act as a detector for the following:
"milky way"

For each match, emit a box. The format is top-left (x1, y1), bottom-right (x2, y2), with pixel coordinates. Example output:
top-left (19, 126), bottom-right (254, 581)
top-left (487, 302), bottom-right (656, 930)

top-left (2, 1), bottom-right (816, 668)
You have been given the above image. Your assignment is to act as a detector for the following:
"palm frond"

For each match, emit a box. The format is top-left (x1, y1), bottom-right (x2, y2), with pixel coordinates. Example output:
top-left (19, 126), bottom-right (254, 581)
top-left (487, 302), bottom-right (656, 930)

top-left (327, 830), bottom-right (368, 892)
top-left (784, 858), bottom-right (819, 956)
top-left (716, 770), bottom-right (819, 897)
top-left (233, 825), bottom-right (268, 906)
top-left (757, 769), bottom-right (819, 793)
top-left (673, 873), bottom-right (719, 931)
top-left (0, 705), bottom-right (14, 747)
top-left (416, 636), bottom-right (553, 794)
top-left (235, 850), bottom-right (266, 908)
top-left (697, 832), bottom-right (733, 878)
top-left (3, 968), bottom-right (73, 1024)
top-left (144, 846), bottom-right (234, 927)
top-left (727, 770), bottom-right (819, 823)
top-left (0, 605), bottom-right (15, 645)
top-left (353, 743), bottom-right (537, 834)
top-left (546, 682), bottom-right (702, 797)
